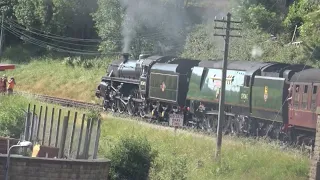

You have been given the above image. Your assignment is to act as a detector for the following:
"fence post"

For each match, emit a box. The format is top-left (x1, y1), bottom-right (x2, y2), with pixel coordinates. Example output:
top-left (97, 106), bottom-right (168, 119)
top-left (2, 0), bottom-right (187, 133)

top-left (58, 116), bottom-right (69, 159)
top-left (48, 108), bottom-right (55, 146)
top-left (42, 106), bottom-right (48, 145)
top-left (68, 112), bottom-right (77, 157)
top-left (23, 104), bottom-right (31, 155)
top-left (37, 106), bottom-right (43, 140)
top-left (93, 119), bottom-right (101, 159)
top-left (55, 109), bottom-right (62, 148)
top-left (83, 118), bottom-right (91, 159)
top-left (24, 104), bottom-right (31, 141)
top-left (86, 118), bottom-right (95, 159)
top-left (76, 114), bottom-right (86, 159)
top-left (30, 104), bottom-right (36, 142)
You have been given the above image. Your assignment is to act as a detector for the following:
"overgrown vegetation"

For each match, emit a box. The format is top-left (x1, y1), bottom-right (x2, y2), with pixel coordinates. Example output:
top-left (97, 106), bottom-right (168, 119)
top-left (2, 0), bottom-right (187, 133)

top-left (4, 59), bottom-right (106, 102)
top-left (108, 136), bottom-right (157, 180)
top-left (99, 115), bottom-right (309, 180)
top-left (0, 95), bottom-right (28, 138)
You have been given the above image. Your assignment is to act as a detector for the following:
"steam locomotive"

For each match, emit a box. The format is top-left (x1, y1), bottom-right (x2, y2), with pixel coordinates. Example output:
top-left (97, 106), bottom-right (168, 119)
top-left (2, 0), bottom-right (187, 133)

top-left (95, 53), bottom-right (318, 146)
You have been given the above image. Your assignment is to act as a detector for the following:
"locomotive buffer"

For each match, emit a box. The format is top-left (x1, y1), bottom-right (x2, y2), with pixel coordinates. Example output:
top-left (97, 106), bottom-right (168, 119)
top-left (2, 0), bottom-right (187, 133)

top-left (214, 13), bottom-right (242, 161)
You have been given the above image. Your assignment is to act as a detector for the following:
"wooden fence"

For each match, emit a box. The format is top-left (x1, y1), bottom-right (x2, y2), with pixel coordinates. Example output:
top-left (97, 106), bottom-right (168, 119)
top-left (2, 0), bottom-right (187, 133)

top-left (23, 103), bottom-right (102, 160)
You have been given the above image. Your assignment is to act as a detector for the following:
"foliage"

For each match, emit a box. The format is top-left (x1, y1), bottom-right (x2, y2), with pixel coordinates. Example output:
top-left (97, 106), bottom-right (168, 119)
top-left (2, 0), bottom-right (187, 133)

top-left (99, 114), bottom-right (309, 180)
top-left (182, 23), bottom-right (220, 60)
top-left (149, 155), bottom-right (188, 180)
top-left (93, 0), bottom-right (195, 58)
top-left (13, 0), bottom-right (98, 37)
top-left (92, 0), bottom-right (123, 53)
top-left (107, 135), bottom-right (157, 180)
top-left (0, 95), bottom-right (29, 138)
top-left (61, 56), bottom-right (108, 69)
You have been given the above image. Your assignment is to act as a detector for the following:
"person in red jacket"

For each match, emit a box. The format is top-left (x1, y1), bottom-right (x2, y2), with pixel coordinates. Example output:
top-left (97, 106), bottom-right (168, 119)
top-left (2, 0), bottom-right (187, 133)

top-left (7, 77), bottom-right (15, 95)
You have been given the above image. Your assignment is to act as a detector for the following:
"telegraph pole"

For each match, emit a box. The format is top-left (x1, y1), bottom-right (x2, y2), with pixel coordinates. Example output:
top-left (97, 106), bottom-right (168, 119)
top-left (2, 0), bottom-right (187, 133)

top-left (0, 12), bottom-right (4, 56)
top-left (214, 13), bottom-right (242, 161)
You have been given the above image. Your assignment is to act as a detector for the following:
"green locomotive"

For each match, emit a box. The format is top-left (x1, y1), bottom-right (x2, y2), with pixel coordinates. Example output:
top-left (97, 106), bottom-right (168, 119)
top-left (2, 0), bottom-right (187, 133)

top-left (95, 53), bottom-right (315, 145)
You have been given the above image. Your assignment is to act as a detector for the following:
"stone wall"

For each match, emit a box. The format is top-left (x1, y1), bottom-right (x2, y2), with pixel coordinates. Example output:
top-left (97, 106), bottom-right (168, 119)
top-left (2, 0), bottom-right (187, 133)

top-left (0, 155), bottom-right (110, 180)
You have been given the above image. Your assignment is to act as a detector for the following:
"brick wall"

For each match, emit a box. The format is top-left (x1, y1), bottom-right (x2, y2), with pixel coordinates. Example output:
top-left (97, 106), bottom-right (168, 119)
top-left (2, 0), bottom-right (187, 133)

top-left (0, 137), bottom-right (19, 154)
top-left (0, 155), bottom-right (110, 180)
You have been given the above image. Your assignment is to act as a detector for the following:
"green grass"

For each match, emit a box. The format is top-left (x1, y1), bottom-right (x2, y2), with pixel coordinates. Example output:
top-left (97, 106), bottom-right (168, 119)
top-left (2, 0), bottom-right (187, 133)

top-left (99, 115), bottom-right (309, 180)
top-left (3, 58), bottom-right (108, 103)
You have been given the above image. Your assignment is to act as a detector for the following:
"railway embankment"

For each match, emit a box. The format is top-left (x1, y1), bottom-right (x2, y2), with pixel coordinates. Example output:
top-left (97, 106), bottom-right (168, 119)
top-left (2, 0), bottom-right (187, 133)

top-left (0, 94), bottom-right (310, 180)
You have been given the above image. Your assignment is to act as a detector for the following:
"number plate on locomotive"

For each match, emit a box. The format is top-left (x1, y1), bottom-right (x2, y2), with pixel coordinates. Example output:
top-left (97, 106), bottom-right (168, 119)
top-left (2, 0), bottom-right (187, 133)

top-left (169, 114), bottom-right (184, 127)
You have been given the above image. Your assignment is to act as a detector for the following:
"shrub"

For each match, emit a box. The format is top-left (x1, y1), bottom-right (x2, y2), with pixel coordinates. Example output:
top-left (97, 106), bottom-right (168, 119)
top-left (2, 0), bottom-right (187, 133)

top-left (108, 136), bottom-right (158, 180)
top-left (0, 95), bottom-right (29, 138)
top-left (149, 155), bottom-right (188, 180)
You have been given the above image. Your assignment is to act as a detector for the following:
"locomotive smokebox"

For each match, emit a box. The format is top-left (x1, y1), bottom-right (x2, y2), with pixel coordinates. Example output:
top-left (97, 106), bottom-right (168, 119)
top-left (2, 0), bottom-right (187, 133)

top-left (122, 53), bottom-right (130, 63)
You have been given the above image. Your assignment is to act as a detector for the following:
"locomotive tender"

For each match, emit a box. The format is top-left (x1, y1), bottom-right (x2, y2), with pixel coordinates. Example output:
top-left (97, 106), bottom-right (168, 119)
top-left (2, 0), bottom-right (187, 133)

top-left (95, 53), bottom-right (317, 145)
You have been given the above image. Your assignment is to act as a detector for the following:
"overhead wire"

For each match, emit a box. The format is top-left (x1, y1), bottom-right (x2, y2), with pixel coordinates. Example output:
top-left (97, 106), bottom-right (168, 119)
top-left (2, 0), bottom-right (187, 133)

top-left (3, 22), bottom-right (122, 55)
top-left (5, 17), bottom-right (187, 57)
top-left (5, 20), bottom-right (100, 48)
top-left (5, 18), bottom-right (181, 42)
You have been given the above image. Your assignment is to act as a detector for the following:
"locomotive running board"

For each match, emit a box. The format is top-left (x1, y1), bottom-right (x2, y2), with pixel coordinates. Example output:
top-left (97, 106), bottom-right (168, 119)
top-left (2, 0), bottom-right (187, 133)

top-left (102, 76), bottom-right (140, 84)
top-left (205, 111), bottom-right (235, 117)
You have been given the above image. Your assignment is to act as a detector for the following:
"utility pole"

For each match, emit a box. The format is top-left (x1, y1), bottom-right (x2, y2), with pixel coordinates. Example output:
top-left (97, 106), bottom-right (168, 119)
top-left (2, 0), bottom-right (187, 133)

top-left (0, 12), bottom-right (4, 56)
top-left (214, 12), bottom-right (242, 161)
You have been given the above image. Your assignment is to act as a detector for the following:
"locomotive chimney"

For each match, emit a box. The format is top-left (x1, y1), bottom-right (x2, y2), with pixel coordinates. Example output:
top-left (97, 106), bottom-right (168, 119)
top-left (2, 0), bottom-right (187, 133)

top-left (122, 53), bottom-right (129, 63)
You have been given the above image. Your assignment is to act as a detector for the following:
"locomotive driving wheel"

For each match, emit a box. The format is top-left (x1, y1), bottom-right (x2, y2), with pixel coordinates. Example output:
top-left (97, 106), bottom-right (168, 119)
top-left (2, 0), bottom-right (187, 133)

top-left (117, 99), bottom-right (126, 114)
top-left (138, 98), bottom-right (149, 118)
top-left (127, 89), bottom-right (140, 116)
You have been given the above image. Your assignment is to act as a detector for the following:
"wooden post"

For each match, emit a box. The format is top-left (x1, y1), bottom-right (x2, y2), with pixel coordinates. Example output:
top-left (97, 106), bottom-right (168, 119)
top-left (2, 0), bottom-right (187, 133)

top-left (213, 13), bottom-right (242, 161)
top-left (37, 106), bottom-right (43, 140)
top-left (68, 111), bottom-right (77, 157)
top-left (93, 119), bottom-right (101, 159)
top-left (86, 118), bottom-right (95, 159)
top-left (30, 104), bottom-right (36, 141)
top-left (58, 116), bottom-right (69, 159)
top-left (83, 118), bottom-right (92, 159)
top-left (76, 114), bottom-right (86, 159)
top-left (55, 109), bottom-right (62, 148)
top-left (23, 104), bottom-right (31, 155)
top-left (6, 139), bottom-right (9, 154)
top-left (48, 108), bottom-right (55, 146)
top-left (42, 106), bottom-right (48, 145)
top-left (24, 104), bottom-right (31, 141)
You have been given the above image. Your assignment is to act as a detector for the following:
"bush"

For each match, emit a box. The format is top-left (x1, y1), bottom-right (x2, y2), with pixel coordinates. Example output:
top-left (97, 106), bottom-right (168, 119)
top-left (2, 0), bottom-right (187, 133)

top-left (108, 136), bottom-right (158, 180)
top-left (149, 155), bottom-right (188, 180)
top-left (0, 95), bottom-right (29, 138)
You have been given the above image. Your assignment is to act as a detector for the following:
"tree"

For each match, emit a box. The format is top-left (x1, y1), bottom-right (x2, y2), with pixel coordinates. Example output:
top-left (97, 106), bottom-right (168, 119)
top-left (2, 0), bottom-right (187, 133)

top-left (93, 0), bottom-right (193, 58)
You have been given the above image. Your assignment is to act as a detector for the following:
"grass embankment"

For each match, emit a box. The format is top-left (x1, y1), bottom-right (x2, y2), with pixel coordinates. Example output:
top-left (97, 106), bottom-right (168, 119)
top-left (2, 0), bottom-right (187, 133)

top-left (100, 114), bottom-right (309, 180)
top-left (4, 59), bottom-right (106, 103)
top-left (1, 95), bottom-right (310, 180)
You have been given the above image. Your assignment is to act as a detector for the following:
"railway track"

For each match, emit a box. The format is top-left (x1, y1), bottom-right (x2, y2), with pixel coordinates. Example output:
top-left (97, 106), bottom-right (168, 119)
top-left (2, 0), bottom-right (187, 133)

top-left (14, 91), bottom-right (102, 110)
top-left (13, 91), bottom-right (230, 136)
top-left (13, 91), bottom-right (313, 155)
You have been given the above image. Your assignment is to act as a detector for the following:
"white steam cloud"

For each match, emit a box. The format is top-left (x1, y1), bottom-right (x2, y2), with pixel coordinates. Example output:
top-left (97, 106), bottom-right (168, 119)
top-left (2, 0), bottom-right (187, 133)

top-left (119, 0), bottom-right (188, 53)
top-left (251, 46), bottom-right (263, 58)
